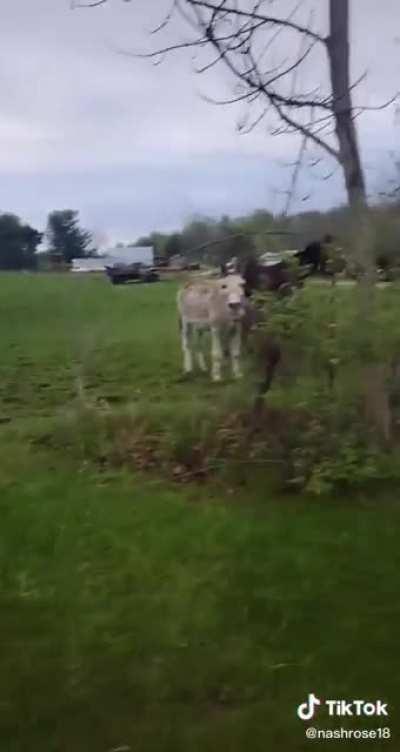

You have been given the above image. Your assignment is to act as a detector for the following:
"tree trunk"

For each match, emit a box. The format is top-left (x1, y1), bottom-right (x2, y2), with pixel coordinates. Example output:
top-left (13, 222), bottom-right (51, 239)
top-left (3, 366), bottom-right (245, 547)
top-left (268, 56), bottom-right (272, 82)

top-left (327, 0), bottom-right (366, 209)
top-left (361, 364), bottom-right (392, 444)
top-left (328, 0), bottom-right (375, 290)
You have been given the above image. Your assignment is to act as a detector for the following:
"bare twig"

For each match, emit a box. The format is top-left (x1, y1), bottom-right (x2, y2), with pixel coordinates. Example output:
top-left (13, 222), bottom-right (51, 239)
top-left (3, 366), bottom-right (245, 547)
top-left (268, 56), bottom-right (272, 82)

top-left (188, 0), bottom-right (327, 44)
top-left (72, 0), bottom-right (108, 7)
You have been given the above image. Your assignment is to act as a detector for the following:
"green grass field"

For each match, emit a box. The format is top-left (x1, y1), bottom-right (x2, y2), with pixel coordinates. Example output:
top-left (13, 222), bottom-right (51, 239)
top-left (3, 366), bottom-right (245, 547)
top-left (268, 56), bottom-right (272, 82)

top-left (1, 273), bottom-right (399, 751)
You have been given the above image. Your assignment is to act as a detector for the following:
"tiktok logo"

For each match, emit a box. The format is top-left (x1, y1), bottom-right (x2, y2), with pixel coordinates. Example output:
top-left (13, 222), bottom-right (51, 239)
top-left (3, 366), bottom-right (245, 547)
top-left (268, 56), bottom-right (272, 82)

top-left (297, 693), bottom-right (321, 720)
top-left (297, 693), bottom-right (389, 721)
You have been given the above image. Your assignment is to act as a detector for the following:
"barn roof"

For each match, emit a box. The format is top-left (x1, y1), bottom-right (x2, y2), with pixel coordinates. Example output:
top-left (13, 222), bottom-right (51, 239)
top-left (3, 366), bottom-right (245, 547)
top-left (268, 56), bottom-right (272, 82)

top-left (103, 245), bottom-right (154, 265)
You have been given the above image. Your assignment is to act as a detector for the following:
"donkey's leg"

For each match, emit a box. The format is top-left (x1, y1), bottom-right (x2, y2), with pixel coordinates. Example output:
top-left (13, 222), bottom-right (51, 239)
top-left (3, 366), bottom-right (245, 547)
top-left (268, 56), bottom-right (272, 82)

top-left (181, 320), bottom-right (193, 374)
top-left (211, 326), bottom-right (223, 382)
top-left (230, 326), bottom-right (242, 379)
top-left (196, 329), bottom-right (207, 372)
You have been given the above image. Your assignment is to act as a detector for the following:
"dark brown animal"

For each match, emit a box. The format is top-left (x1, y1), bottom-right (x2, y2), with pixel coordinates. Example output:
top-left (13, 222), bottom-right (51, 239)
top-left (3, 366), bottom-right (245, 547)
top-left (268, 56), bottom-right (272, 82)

top-left (240, 235), bottom-right (335, 297)
top-left (241, 298), bottom-right (282, 407)
top-left (240, 255), bottom-right (299, 298)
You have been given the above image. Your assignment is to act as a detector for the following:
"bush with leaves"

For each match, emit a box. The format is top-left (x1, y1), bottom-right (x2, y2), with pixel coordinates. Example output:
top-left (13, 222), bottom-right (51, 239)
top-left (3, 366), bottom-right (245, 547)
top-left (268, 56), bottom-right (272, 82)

top-left (247, 282), bottom-right (400, 494)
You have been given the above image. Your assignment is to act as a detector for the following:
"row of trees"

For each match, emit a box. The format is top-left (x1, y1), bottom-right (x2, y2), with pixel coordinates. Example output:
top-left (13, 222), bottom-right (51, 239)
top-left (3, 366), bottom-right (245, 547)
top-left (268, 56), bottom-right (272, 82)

top-left (2, 198), bottom-right (399, 272)
top-left (0, 214), bottom-right (42, 271)
top-left (133, 200), bottom-right (400, 269)
top-left (135, 212), bottom-right (273, 265)
top-left (0, 209), bottom-right (94, 270)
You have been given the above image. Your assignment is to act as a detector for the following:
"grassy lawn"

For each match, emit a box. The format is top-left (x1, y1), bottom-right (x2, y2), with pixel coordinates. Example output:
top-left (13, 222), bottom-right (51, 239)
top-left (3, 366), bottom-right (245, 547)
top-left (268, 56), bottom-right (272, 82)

top-left (1, 273), bottom-right (399, 750)
top-left (0, 273), bottom-right (184, 417)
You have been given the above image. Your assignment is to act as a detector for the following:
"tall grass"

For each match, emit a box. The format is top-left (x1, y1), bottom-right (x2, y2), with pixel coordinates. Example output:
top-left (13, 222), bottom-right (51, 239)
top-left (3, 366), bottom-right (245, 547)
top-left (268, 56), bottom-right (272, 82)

top-left (1, 432), bottom-right (400, 751)
top-left (1, 272), bottom-right (400, 750)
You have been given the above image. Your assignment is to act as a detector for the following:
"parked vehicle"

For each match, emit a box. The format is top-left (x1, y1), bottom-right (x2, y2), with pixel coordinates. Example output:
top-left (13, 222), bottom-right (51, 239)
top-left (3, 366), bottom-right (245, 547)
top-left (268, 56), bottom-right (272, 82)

top-left (154, 256), bottom-right (170, 268)
top-left (104, 262), bottom-right (159, 285)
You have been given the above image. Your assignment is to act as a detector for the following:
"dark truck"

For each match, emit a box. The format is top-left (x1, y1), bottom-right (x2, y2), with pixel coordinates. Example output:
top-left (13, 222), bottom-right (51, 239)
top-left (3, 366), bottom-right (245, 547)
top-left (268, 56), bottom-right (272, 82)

top-left (104, 262), bottom-right (160, 285)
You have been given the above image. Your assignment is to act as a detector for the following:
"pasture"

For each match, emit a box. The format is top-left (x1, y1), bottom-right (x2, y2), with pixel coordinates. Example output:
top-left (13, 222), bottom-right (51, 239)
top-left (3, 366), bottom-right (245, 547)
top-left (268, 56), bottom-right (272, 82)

top-left (1, 272), bottom-right (400, 751)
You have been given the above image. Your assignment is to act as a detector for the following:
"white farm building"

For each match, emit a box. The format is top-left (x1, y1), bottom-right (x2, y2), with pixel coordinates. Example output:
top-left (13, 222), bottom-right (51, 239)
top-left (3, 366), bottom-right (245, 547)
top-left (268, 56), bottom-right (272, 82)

top-left (71, 246), bottom-right (154, 272)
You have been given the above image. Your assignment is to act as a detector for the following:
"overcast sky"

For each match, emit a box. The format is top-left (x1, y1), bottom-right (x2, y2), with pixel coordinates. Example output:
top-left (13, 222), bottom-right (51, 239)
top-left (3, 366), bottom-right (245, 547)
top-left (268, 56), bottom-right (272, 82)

top-left (0, 0), bottom-right (398, 245)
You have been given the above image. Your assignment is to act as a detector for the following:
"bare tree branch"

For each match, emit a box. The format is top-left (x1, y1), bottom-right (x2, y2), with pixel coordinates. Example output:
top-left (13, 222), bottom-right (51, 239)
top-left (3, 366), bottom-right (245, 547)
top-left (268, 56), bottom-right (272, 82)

top-left (187, 0), bottom-right (327, 44)
top-left (149, 0), bottom-right (179, 34)
top-left (283, 131), bottom-right (309, 215)
top-left (271, 98), bottom-right (339, 160)
top-left (77, 0), bottom-right (398, 211)
top-left (282, 12), bottom-right (314, 216)
top-left (71, 0), bottom-right (108, 7)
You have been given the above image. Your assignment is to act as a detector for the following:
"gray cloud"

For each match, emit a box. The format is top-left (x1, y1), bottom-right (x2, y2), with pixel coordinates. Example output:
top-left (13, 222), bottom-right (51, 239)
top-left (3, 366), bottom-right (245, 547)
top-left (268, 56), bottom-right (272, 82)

top-left (0, 0), bottom-right (398, 243)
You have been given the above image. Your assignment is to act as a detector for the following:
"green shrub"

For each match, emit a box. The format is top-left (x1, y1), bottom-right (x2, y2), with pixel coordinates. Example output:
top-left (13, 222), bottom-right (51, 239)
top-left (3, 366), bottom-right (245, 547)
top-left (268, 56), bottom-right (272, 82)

top-left (247, 283), bottom-right (400, 493)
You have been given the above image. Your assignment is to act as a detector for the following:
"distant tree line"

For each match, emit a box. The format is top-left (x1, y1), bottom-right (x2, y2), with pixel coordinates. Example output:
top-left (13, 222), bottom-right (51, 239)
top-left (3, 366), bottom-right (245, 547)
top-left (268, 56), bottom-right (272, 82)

top-left (0, 214), bottom-right (43, 270)
top-left (134, 212), bottom-right (273, 266)
top-left (0, 209), bottom-right (94, 270)
top-left (134, 200), bottom-right (400, 269)
top-left (1, 199), bottom-right (400, 272)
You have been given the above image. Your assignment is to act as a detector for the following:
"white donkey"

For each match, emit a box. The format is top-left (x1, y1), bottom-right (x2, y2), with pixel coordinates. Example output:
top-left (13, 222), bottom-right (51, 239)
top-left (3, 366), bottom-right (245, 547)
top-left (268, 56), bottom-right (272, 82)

top-left (177, 274), bottom-right (246, 382)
